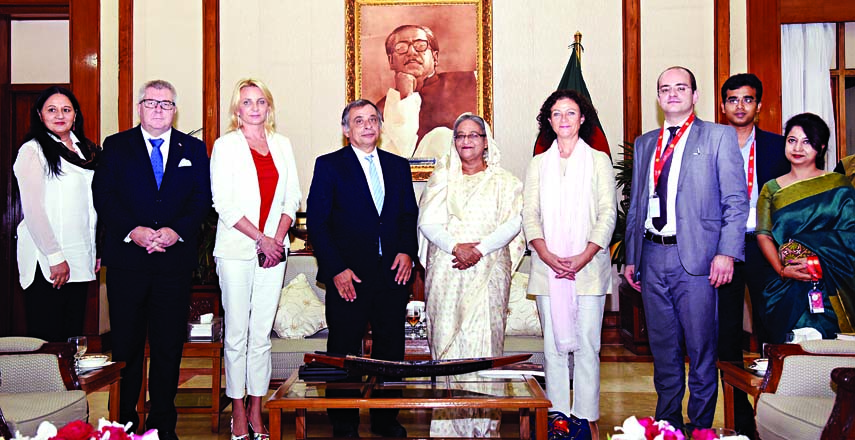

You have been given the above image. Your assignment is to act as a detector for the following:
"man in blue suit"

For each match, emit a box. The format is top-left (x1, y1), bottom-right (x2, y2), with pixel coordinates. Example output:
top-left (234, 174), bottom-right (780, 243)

top-left (623, 67), bottom-right (748, 431)
top-left (93, 80), bottom-right (212, 440)
top-left (307, 99), bottom-right (418, 438)
top-left (717, 73), bottom-right (789, 437)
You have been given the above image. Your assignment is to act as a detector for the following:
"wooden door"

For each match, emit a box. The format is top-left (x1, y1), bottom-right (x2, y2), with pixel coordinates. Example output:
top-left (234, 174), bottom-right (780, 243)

top-left (1, 84), bottom-right (68, 335)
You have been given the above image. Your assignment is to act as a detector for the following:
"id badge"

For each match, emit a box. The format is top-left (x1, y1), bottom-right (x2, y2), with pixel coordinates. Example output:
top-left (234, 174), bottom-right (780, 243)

top-left (808, 283), bottom-right (825, 314)
top-left (648, 195), bottom-right (661, 218)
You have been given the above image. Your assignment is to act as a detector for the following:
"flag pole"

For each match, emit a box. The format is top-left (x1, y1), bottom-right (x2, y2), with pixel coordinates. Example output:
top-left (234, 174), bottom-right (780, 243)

top-left (571, 31), bottom-right (583, 67)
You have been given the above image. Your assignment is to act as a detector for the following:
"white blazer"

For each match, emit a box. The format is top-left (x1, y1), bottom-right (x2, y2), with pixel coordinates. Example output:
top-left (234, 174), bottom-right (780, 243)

top-left (211, 130), bottom-right (301, 260)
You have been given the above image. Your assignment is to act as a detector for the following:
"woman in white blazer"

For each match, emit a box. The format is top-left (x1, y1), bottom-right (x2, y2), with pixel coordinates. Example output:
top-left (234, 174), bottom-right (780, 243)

top-left (210, 78), bottom-right (301, 440)
top-left (14, 86), bottom-right (100, 343)
top-left (522, 90), bottom-right (616, 439)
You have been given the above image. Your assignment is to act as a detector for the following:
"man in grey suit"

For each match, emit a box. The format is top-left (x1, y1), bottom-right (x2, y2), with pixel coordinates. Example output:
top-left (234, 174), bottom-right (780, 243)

top-left (622, 66), bottom-right (748, 431)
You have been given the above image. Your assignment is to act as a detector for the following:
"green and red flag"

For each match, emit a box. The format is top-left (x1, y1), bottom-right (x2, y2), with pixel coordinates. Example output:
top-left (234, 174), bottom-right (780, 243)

top-left (534, 42), bottom-right (610, 157)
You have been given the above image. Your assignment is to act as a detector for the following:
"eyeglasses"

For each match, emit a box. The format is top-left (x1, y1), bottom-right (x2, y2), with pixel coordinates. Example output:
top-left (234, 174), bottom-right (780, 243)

top-left (657, 85), bottom-right (691, 96)
top-left (393, 39), bottom-right (430, 55)
top-left (725, 96), bottom-right (756, 106)
top-left (140, 99), bottom-right (176, 111)
top-left (453, 133), bottom-right (486, 142)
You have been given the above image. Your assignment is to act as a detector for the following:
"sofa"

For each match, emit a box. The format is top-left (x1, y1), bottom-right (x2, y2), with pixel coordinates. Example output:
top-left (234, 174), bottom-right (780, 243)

top-left (269, 254), bottom-right (547, 381)
top-left (0, 337), bottom-right (88, 436)
top-left (754, 340), bottom-right (855, 440)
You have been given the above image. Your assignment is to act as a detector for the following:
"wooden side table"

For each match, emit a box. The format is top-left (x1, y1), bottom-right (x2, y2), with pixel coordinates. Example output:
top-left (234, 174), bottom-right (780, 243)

top-left (79, 361), bottom-right (125, 422)
top-left (137, 341), bottom-right (225, 433)
top-left (717, 360), bottom-right (764, 430)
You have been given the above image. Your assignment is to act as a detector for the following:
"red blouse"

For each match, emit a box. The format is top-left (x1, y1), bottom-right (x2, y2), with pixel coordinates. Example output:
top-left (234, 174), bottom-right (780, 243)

top-left (250, 148), bottom-right (279, 231)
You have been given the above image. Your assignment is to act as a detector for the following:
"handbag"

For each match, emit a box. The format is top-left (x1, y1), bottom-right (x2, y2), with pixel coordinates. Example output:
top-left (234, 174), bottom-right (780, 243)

top-left (531, 411), bottom-right (592, 440)
top-left (778, 239), bottom-right (816, 266)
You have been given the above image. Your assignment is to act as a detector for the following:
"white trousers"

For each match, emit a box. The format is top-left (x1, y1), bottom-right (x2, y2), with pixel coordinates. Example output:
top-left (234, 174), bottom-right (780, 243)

top-left (536, 294), bottom-right (605, 421)
top-left (216, 257), bottom-right (286, 398)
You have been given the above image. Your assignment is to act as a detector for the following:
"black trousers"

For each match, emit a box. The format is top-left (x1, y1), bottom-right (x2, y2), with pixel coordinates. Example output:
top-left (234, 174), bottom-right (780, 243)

top-left (324, 259), bottom-right (409, 431)
top-left (24, 264), bottom-right (88, 343)
top-left (107, 266), bottom-right (192, 432)
top-left (717, 236), bottom-right (775, 437)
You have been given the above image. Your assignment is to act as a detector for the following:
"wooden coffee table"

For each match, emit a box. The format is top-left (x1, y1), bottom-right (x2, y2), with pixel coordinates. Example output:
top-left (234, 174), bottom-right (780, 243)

top-left (717, 360), bottom-right (764, 430)
top-left (266, 371), bottom-right (551, 440)
top-left (78, 361), bottom-right (125, 422)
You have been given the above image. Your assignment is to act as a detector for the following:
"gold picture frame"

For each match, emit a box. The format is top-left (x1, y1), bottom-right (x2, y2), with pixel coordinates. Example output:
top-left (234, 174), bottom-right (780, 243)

top-left (345, 0), bottom-right (493, 159)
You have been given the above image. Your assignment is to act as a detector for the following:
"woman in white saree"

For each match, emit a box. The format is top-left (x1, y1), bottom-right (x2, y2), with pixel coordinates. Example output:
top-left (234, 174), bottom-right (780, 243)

top-left (418, 113), bottom-right (525, 437)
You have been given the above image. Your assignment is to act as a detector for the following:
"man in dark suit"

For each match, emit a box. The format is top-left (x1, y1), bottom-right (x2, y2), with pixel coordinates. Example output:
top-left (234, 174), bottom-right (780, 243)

top-left (623, 67), bottom-right (748, 431)
top-left (377, 24), bottom-right (477, 158)
top-left (93, 80), bottom-right (212, 440)
top-left (717, 73), bottom-right (789, 438)
top-left (307, 99), bottom-right (418, 438)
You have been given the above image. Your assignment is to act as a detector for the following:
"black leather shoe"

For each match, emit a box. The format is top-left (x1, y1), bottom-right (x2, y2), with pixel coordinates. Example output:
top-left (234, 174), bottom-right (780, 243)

top-left (332, 425), bottom-right (360, 438)
top-left (370, 421), bottom-right (407, 438)
top-left (155, 431), bottom-right (180, 440)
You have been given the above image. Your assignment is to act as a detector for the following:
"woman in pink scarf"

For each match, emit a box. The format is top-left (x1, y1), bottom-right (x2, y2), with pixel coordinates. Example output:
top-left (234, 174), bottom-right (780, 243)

top-left (522, 90), bottom-right (616, 439)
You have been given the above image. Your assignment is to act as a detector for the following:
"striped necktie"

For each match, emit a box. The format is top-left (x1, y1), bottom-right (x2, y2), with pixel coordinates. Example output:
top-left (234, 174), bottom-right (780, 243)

top-left (149, 138), bottom-right (164, 189)
top-left (365, 154), bottom-right (384, 214)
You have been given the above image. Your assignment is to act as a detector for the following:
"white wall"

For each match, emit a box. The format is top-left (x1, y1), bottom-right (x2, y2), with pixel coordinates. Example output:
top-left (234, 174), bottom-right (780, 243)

top-left (641, 0), bottom-right (715, 131)
top-left (10, 20), bottom-right (70, 84)
top-left (133, 0), bottom-right (203, 134)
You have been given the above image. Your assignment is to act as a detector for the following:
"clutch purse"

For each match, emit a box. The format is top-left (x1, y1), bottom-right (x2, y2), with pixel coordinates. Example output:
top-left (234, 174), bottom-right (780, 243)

top-left (778, 240), bottom-right (816, 266)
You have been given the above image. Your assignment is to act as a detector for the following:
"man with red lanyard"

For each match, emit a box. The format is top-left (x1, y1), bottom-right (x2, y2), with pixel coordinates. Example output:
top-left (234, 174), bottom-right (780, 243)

top-left (623, 66), bottom-right (748, 433)
top-left (717, 73), bottom-right (789, 438)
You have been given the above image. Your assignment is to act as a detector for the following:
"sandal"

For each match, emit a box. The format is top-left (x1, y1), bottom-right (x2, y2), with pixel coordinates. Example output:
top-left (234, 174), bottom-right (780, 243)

top-left (231, 417), bottom-right (250, 440)
top-left (248, 421), bottom-right (270, 440)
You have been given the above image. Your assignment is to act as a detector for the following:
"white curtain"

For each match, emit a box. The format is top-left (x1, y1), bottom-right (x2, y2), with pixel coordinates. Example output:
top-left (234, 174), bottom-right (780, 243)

top-left (781, 23), bottom-right (837, 170)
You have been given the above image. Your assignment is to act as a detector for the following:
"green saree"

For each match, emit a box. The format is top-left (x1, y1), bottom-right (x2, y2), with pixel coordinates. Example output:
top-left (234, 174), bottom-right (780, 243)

top-left (756, 173), bottom-right (855, 343)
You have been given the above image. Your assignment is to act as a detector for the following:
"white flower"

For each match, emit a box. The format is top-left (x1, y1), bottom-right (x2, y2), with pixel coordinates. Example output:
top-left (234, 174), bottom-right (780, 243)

top-left (611, 415), bottom-right (647, 439)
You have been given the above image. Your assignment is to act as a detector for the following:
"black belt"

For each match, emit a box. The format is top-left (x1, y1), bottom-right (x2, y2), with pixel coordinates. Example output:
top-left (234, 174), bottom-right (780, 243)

top-left (644, 231), bottom-right (677, 245)
top-left (745, 232), bottom-right (758, 242)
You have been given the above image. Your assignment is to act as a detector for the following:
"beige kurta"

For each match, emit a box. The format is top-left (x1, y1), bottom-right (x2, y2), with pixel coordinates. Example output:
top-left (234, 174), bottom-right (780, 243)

top-left (421, 166), bottom-right (524, 437)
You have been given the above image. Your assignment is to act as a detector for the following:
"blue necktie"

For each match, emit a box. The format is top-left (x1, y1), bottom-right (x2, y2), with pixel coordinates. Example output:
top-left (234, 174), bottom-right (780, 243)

top-left (365, 154), bottom-right (384, 214)
top-left (150, 138), bottom-right (164, 189)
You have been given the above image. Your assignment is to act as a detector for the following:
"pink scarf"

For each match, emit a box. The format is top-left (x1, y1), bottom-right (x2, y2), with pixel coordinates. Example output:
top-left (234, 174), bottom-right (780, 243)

top-left (539, 139), bottom-right (593, 353)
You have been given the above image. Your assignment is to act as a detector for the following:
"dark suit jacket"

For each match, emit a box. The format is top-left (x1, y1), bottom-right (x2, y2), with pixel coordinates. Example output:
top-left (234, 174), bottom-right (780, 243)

top-left (625, 117), bottom-right (748, 275)
top-left (377, 71), bottom-right (478, 141)
top-left (755, 128), bottom-right (789, 187)
top-left (93, 126), bottom-right (212, 272)
top-left (306, 147), bottom-right (418, 285)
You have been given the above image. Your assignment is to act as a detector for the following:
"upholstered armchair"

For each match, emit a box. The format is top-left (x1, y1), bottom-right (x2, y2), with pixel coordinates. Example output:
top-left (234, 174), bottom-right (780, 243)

top-left (754, 340), bottom-right (855, 440)
top-left (0, 337), bottom-right (88, 436)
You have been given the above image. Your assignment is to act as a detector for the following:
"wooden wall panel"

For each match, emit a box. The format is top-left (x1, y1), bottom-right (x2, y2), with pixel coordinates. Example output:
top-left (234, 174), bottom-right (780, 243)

top-left (202, 0), bottom-right (218, 154)
top-left (714, 0), bottom-right (730, 125)
top-left (118, 0), bottom-right (132, 130)
top-left (780, 0), bottom-right (855, 24)
top-left (746, 0), bottom-right (782, 133)
top-left (622, 0), bottom-right (641, 144)
top-left (69, 0), bottom-right (99, 139)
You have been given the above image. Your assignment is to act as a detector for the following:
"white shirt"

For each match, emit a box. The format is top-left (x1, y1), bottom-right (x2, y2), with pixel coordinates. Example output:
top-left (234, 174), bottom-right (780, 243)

top-left (644, 117), bottom-right (694, 236)
top-left (141, 126), bottom-right (172, 172)
top-left (740, 127), bottom-right (759, 231)
top-left (14, 133), bottom-right (97, 288)
top-left (351, 145), bottom-right (385, 204)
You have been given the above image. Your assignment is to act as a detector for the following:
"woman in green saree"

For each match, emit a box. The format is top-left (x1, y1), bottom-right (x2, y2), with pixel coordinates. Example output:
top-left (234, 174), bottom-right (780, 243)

top-left (756, 113), bottom-right (855, 343)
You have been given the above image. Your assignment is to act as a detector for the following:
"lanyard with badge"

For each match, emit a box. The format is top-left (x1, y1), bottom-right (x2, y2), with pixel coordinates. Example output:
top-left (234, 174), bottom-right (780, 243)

top-left (806, 257), bottom-right (825, 314)
top-left (649, 113), bottom-right (695, 218)
top-left (746, 140), bottom-right (757, 227)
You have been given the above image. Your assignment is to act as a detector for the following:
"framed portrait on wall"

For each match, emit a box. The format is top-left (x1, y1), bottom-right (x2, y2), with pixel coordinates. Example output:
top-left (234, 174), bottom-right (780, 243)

top-left (345, 0), bottom-right (493, 163)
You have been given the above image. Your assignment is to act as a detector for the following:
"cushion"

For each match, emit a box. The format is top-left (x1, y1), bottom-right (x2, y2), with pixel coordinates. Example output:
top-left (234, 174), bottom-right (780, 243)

top-left (0, 337), bottom-right (46, 353)
top-left (0, 391), bottom-right (88, 437)
top-left (0, 354), bottom-right (67, 393)
top-left (505, 272), bottom-right (542, 337)
top-left (273, 273), bottom-right (327, 339)
top-left (755, 394), bottom-right (832, 440)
